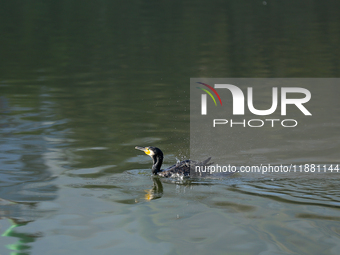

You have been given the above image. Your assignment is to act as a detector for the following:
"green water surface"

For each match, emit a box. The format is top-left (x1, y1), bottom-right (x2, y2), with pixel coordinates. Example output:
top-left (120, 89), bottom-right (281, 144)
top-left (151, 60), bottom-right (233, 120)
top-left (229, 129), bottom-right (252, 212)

top-left (1, 1), bottom-right (340, 254)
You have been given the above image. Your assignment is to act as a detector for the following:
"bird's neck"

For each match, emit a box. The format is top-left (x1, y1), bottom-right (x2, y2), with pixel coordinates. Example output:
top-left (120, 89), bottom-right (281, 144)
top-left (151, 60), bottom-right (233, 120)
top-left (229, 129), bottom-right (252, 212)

top-left (152, 155), bottom-right (163, 174)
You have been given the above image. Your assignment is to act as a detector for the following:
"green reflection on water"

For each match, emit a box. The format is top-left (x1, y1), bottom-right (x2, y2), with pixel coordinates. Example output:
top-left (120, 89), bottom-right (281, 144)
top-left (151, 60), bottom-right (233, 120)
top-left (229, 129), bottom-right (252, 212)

top-left (2, 219), bottom-right (38, 255)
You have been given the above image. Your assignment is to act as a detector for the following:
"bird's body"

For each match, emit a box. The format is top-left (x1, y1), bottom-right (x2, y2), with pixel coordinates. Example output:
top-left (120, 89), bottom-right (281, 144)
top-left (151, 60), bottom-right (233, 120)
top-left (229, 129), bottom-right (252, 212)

top-left (157, 158), bottom-right (212, 178)
top-left (135, 146), bottom-right (212, 178)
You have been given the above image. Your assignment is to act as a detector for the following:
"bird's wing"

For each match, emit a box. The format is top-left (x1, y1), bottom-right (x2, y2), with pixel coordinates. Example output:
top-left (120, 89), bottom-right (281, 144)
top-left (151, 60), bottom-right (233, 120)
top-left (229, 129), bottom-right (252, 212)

top-left (160, 158), bottom-right (212, 177)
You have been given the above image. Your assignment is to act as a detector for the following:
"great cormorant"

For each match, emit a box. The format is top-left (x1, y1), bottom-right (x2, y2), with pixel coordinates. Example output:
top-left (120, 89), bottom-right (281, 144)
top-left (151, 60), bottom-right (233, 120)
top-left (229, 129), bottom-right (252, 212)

top-left (135, 146), bottom-right (212, 178)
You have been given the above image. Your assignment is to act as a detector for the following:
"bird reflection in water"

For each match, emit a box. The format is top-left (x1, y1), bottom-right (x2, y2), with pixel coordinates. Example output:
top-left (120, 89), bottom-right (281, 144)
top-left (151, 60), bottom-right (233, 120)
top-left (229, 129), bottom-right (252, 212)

top-left (144, 177), bottom-right (163, 201)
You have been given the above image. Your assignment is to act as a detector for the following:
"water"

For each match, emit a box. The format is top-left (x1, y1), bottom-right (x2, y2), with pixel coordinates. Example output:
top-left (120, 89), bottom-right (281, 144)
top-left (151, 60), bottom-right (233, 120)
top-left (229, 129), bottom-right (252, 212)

top-left (1, 1), bottom-right (340, 254)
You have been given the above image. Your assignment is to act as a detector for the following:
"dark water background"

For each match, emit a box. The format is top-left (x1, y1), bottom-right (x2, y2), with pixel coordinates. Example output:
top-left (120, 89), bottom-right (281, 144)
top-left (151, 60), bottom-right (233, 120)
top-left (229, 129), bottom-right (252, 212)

top-left (1, 1), bottom-right (340, 254)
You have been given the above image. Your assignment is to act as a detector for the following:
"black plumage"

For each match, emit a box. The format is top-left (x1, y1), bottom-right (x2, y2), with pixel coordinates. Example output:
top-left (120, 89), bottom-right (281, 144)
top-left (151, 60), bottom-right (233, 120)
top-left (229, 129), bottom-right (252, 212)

top-left (135, 146), bottom-right (212, 178)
